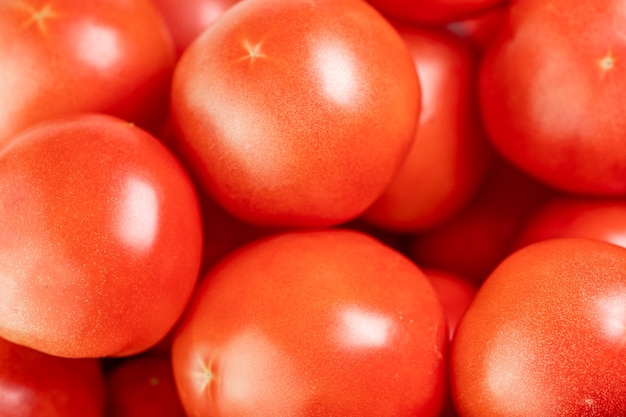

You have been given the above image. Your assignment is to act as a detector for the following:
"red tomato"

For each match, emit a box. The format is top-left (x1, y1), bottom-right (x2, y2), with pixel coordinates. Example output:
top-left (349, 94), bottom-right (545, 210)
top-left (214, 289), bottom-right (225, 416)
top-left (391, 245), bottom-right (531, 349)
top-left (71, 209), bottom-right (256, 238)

top-left (0, 0), bottom-right (175, 147)
top-left (0, 337), bottom-right (105, 416)
top-left (0, 113), bottom-right (203, 358)
top-left (366, 0), bottom-right (505, 24)
top-left (513, 196), bottom-right (626, 251)
top-left (361, 25), bottom-right (491, 232)
top-left (446, 5), bottom-right (506, 52)
top-left (171, 0), bottom-right (421, 228)
top-left (422, 268), bottom-right (476, 341)
top-left (408, 157), bottom-right (552, 283)
top-left (480, 0), bottom-right (626, 195)
top-left (451, 238), bottom-right (626, 415)
top-left (105, 354), bottom-right (186, 417)
top-left (172, 229), bottom-right (447, 417)
top-left (151, 0), bottom-right (241, 56)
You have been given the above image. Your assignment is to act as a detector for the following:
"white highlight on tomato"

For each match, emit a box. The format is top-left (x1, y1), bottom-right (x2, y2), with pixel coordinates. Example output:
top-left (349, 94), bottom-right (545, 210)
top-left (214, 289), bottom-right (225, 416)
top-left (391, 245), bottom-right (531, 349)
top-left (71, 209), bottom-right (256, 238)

top-left (594, 290), bottom-right (626, 342)
top-left (118, 177), bottom-right (158, 253)
top-left (315, 42), bottom-right (357, 106)
top-left (338, 307), bottom-right (391, 348)
top-left (78, 23), bottom-right (120, 70)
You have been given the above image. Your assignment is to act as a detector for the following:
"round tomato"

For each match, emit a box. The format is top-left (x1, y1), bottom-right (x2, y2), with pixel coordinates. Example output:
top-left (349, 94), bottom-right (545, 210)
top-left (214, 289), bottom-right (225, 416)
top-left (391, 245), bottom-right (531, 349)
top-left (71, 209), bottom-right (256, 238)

top-left (0, 337), bottom-right (105, 416)
top-left (105, 353), bottom-right (186, 417)
top-left (172, 229), bottom-right (447, 417)
top-left (480, 0), bottom-right (626, 195)
top-left (150, 0), bottom-right (241, 56)
top-left (451, 238), bottom-right (626, 416)
top-left (0, 113), bottom-right (203, 358)
top-left (171, 0), bottom-right (420, 227)
top-left (0, 0), bottom-right (175, 146)
top-left (361, 25), bottom-right (491, 232)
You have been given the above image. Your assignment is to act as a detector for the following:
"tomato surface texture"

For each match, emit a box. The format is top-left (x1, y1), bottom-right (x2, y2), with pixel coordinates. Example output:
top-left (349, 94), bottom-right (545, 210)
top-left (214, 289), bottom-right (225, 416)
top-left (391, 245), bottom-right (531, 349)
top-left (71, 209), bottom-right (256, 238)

top-left (171, 0), bottom-right (420, 228)
top-left (172, 229), bottom-right (447, 417)
top-left (0, 113), bottom-right (203, 358)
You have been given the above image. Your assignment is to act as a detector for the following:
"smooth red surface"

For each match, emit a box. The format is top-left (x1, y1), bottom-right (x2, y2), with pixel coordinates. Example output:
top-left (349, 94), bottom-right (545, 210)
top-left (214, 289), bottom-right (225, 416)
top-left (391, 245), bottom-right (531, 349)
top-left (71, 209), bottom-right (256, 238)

top-left (172, 229), bottom-right (447, 417)
top-left (0, 0), bottom-right (175, 147)
top-left (451, 238), bottom-right (626, 415)
top-left (513, 196), bottom-right (626, 251)
top-left (0, 113), bottom-right (203, 358)
top-left (366, 0), bottom-right (504, 24)
top-left (480, 0), bottom-right (626, 194)
top-left (105, 354), bottom-right (186, 417)
top-left (362, 25), bottom-right (491, 232)
top-left (408, 158), bottom-right (552, 283)
top-left (151, 0), bottom-right (241, 55)
top-left (446, 5), bottom-right (506, 52)
top-left (0, 337), bottom-right (105, 417)
top-left (171, 0), bottom-right (420, 227)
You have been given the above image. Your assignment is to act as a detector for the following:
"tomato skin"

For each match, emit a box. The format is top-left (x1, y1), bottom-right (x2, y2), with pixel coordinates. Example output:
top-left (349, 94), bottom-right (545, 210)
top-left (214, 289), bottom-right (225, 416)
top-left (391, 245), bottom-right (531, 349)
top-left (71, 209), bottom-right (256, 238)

top-left (451, 238), bottom-right (626, 416)
top-left (105, 354), bottom-right (186, 417)
top-left (0, 337), bottom-right (105, 417)
top-left (171, 0), bottom-right (420, 228)
top-left (172, 229), bottom-right (447, 417)
top-left (513, 197), bottom-right (626, 251)
top-left (0, 0), bottom-right (175, 147)
top-left (361, 25), bottom-right (491, 232)
top-left (479, 0), bottom-right (626, 195)
top-left (0, 113), bottom-right (203, 358)
top-left (366, 0), bottom-right (505, 24)
top-left (150, 0), bottom-right (241, 56)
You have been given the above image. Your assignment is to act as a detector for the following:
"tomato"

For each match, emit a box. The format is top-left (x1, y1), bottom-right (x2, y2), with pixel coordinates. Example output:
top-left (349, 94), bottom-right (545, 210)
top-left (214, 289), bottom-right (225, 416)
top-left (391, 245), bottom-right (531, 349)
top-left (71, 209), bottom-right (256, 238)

top-left (512, 196), bottom-right (626, 251)
top-left (446, 5), bottom-right (506, 52)
top-left (361, 25), bottom-right (491, 232)
top-left (0, 336), bottom-right (105, 416)
top-left (366, 0), bottom-right (505, 24)
top-left (0, 113), bottom-right (203, 358)
top-left (172, 229), bottom-right (447, 417)
top-left (408, 157), bottom-right (552, 283)
top-left (105, 353), bottom-right (186, 417)
top-left (0, 0), bottom-right (175, 147)
top-left (479, 0), bottom-right (626, 195)
top-left (150, 0), bottom-right (241, 56)
top-left (171, 0), bottom-right (420, 228)
top-left (451, 238), bottom-right (626, 416)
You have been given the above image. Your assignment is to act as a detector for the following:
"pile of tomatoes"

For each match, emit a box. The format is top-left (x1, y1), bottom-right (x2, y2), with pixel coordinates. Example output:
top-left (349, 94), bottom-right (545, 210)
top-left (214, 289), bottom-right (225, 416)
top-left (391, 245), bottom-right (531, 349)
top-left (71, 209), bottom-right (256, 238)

top-left (1, 0), bottom-right (625, 415)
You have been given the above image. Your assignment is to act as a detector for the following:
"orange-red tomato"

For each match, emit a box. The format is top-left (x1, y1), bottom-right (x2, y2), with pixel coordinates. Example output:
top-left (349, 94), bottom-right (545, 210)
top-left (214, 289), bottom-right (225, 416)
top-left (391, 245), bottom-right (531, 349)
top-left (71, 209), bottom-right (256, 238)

top-left (171, 0), bottom-right (420, 227)
top-left (361, 25), bottom-right (491, 232)
top-left (172, 229), bottom-right (447, 417)
top-left (0, 113), bottom-right (203, 358)
top-left (451, 238), bottom-right (626, 415)
top-left (0, 0), bottom-right (175, 147)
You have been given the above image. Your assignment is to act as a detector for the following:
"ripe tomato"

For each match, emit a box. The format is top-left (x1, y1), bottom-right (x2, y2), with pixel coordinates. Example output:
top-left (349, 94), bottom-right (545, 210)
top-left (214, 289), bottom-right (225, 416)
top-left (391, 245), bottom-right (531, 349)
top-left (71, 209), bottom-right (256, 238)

top-left (0, 0), bottom-right (175, 147)
top-left (105, 353), bottom-right (186, 417)
top-left (150, 0), bottom-right (241, 56)
top-left (451, 238), bottom-right (626, 416)
top-left (361, 25), bottom-right (491, 232)
top-left (0, 113), bottom-right (203, 358)
top-left (172, 229), bottom-right (447, 417)
top-left (366, 0), bottom-right (505, 24)
top-left (480, 0), bottom-right (626, 195)
top-left (171, 0), bottom-right (420, 227)
top-left (0, 337), bottom-right (105, 416)
top-left (446, 5), bottom-right (506, 52)
top-left (512, 196), bottom-right (626, 251)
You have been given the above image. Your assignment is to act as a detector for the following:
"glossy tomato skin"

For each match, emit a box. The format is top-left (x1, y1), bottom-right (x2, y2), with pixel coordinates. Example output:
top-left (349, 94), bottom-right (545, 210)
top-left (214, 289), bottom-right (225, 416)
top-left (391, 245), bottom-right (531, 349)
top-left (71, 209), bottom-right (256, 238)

top-left (513, 196), bottom-right (626, 251)
top-left (480, 0), bottom-right (626, 195)
top-left (105, 354), bottom-right (186, 417)
top-left (361, 25), bottom-right (491, 232)
top-left (0, 0), bottom-right (175, 147)
top-left (171, 0), bottom-right (421, 228)
top-left (0, 113), bottom-right (203, 358)
top-left (151, 0), bottom-right (241, 56)
top-left (0, 337), bottom-right (105, 417)
top-left (451, 238), bottom-right (626, 416)
top-left (172, 229), bottom-right (447, 417)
